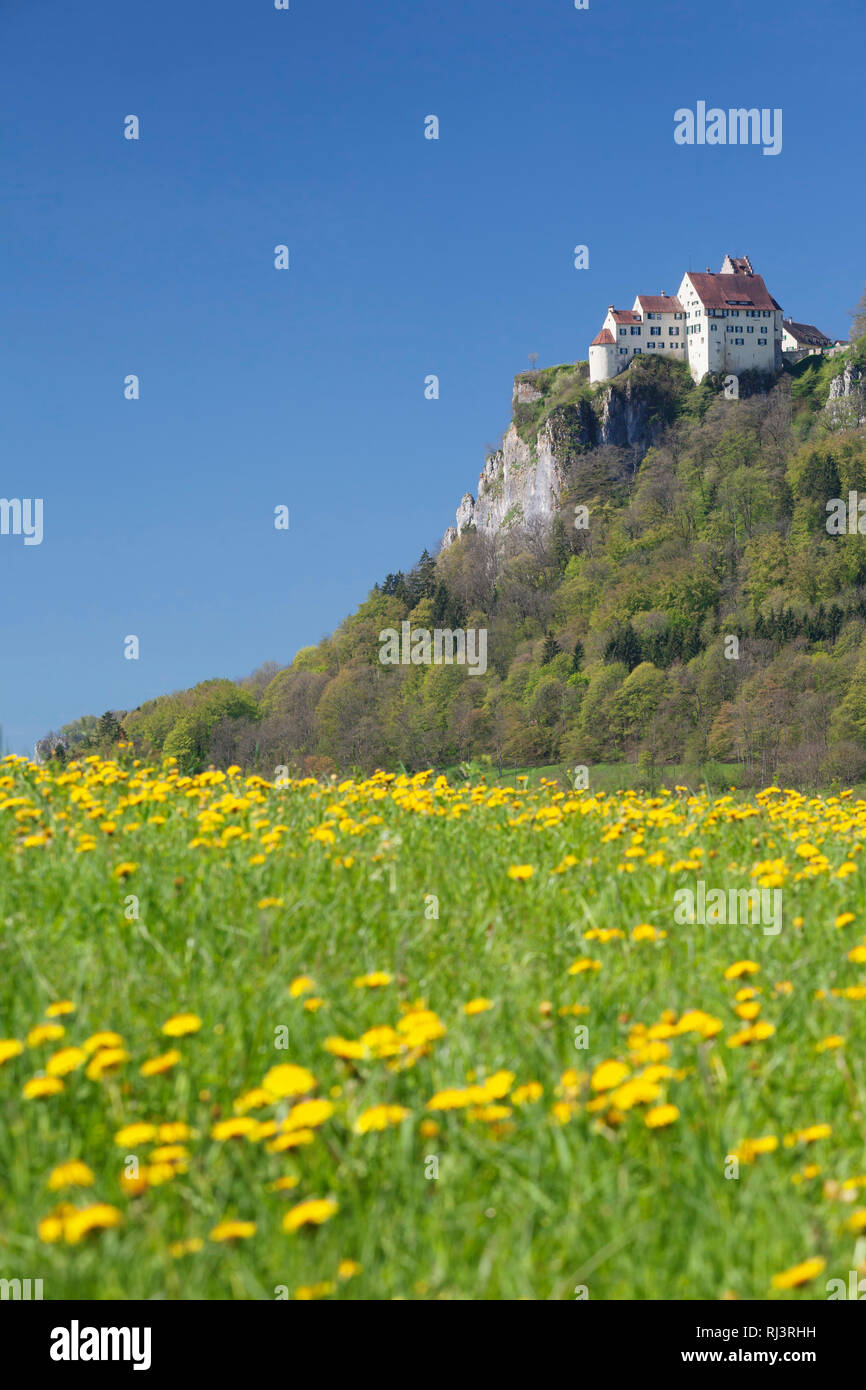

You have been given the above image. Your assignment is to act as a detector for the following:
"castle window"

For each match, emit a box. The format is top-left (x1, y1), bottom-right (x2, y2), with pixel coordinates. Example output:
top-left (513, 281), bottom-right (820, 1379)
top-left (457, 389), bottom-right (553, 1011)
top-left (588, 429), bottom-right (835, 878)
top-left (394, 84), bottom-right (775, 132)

top-left (747, 326), bottom-right (754, 333)
top-left (619, 328), bottom-right (628, 335)
top-left (758, 339), bottom-right (767, 345)
top-left (633, 348), bottom-right (642, 354)
top-left (735, 338), bottom-right (744, 345)
top-left (630, 326), bottom-right (641, 335)
top-left (648, 342), bottom-right (656, 348)
top-left (619, 348), bottom-right (628, 355)
top-left (650, 327), bottom-right (661, 335)
top-left (669, 327), bottom-right (679, 335)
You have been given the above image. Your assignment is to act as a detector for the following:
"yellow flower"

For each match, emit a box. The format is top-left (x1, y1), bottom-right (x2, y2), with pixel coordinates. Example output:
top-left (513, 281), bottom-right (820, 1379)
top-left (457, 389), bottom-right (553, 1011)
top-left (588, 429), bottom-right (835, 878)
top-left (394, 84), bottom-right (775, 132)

top-left (568, 957), bottom-right (602, 976)
top-left (282, 1198), bottom-right (338, 1232)
top-left (82, 1031), bottom-right (124, 1054)
top-left (169, 1238), bottom-right (204, 1258)
top-left (150, 1145), bottom-right (189, 1164)
top-left (289, 975), bottom-right (315, 998)
top-left (352, 972), bottom-right (392, 988)
top-left (38, 1203), bottom-right (78, 1243)
top-left (112, 862), bottom-right (139, 879)
top-left (158, 1122), bottom-right (192, 1143)
top-left (63, 1204), bottom-right (122, 1244)
top-left (282, 1098), bottom-right (335, 1132)
top-left (295, 1281), bottom-right (336, 1301)
top-left (210, 1221), bottom-right (256, 1242)
top-left (266, 1129), bottom-right (316, 1152)
top-left (47, 1161), bottom-right (95, 1191)
top-left (234, 1086), bottom-right (274, 1114)
top-left (723, 960), bottom-right (760, 980)
top-left (0, 1039), bottom-right (24, 1065)
top-left (267, 1175), bottom-right (300, 1193)
top-left (507, 864), bottom-right (534, 880)
top-left (85, 1047), bottom-right (129, 1080)
top-left (140, 1050), bottom-right (181, 1076)
top-left (262, 1063), bottom-right (317, 1098)
top-left (23, 1075), bottom-right (64, 1099)
top-left (835, 912), bottom-right (856, 929)
top-left (784, 1123), bottom-right (832, 1147)
top-left (354, 1104), bottom-right (410, 1134)
top-left (46, 1046), bottom-right (87, 1076)
top-left (645, 1104), bottom-right (679, 1128)
top-left (632, 923), bottom-right (662, 942)
top-left (847, 945), bottom-right (866, 963)
top-left (847, 1210), bottom-right (866, 1233)
top-left (324, 1036), bottom-right (367, 1060)
top-left (770, 1257), bottom-right (825, 1291)
top-left (735, 1135), bottom-right (778, 1164)
top-left (590, 1060), bottom-right (630, 1093)
top-left (511, 1082), bottom-right (543, 1105)
top-left (45, 1001), bottom-right (76, 1018)
top-left (815, 1035), bottom-right (845, 1052)
top-left (26, 1023), bottom-right (66, 1047)
top-left (161, 1013), bottom-right (202, 1037)
top-left (337, 1260), bottom-right (361, 1280)
top-left (211, 1117), bottom-right (258, 1141)
top-left (464, 998), bottom-right (494, 1016)
top-left (114, 1123), bottom-right (158, 1146)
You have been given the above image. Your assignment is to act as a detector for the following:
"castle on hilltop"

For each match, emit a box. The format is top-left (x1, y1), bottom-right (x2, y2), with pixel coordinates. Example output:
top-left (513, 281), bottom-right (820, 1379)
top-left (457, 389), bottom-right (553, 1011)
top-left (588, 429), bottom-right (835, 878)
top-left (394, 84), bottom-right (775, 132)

top-left (589, 254), bottom-right (802, 384)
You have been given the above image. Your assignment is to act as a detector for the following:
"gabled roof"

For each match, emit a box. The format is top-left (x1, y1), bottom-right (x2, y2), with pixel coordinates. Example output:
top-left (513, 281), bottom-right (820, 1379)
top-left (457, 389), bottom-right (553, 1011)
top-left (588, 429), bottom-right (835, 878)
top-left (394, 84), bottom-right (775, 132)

top-left (636, 295), bottom-right (683, 314)
top-left (591, 328), bottom-right (615, 346)
top-left (721, 255), bottom-right (754, 275)
top-left (782, 320), bottom-right (832, 346)
top-left (685, 271), bottom-right (776, 311)
top-left (610, 309), bottom-right (642, 324)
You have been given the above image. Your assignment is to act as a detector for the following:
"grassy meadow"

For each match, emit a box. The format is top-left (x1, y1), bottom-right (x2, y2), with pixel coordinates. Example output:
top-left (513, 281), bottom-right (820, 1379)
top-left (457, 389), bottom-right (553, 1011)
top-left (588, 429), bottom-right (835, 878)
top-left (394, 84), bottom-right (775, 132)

top-left (2, 752), bottom-right (866, 1300)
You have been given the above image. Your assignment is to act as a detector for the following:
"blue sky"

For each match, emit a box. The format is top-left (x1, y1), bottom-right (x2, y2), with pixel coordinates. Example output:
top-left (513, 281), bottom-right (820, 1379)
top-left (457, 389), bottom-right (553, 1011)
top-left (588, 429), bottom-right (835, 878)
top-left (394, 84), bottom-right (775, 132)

top-left (2, 0), bottom-right (864, 754)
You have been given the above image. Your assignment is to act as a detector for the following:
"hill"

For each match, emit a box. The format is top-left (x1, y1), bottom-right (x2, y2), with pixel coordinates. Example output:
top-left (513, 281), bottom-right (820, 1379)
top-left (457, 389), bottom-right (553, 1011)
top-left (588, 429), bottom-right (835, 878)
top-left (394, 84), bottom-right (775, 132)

top-left (41, 338), bottom-right (866, 788)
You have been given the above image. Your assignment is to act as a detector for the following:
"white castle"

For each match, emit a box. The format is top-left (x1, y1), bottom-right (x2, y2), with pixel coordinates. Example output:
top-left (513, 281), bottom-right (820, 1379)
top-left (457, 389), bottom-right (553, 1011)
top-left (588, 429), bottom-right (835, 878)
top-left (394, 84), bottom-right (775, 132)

top-left (589, 254), bottom-right (785, 384)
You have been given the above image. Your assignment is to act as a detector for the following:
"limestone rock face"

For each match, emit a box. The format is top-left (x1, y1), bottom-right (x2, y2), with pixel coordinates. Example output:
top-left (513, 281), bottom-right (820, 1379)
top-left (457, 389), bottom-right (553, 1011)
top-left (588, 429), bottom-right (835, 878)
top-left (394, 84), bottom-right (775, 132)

top-left (441, 363), bottom-right (680, 548)
top-left (444, 419), bottom-right (569, 543)
top-left (827, 363), bottom-right (866, 426)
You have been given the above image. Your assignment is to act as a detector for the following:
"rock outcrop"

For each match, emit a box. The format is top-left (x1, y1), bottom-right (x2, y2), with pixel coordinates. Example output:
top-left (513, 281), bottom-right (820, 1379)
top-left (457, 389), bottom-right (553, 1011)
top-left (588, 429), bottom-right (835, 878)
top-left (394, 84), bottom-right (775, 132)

top-left (442, 362), bottom-right (678, 546)
top-left (827, 361), bottom-right (866, 427)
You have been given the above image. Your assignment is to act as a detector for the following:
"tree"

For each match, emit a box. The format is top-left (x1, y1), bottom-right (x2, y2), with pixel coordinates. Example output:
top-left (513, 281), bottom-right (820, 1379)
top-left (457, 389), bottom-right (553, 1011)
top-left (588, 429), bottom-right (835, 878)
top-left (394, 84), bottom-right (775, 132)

top-left (98, 711), bottom-right (124, 745)
top-left (528, 352), bottom-right (539, 371)
top-left (850, 284), bottom-right (866, 342)
top-left (540, 631), bottom-right (560, 665)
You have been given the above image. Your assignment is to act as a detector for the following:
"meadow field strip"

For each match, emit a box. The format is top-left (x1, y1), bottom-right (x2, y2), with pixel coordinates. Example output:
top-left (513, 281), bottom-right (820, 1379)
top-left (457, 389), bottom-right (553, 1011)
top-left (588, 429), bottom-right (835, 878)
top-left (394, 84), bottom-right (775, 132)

top-left (2, 754), bottom-right (866, 1299)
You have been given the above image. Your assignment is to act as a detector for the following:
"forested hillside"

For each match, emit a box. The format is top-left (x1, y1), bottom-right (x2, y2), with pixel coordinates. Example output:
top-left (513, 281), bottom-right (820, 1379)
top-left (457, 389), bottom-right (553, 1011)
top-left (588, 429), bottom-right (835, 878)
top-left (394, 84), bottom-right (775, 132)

top-left (43, 337), bottom-right (866, 787)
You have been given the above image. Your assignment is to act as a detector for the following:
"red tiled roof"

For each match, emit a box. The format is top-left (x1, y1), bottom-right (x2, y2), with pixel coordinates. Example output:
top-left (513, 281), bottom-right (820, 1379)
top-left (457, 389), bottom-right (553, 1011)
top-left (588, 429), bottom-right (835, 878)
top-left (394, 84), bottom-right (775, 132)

top-left (636, 295), bottom-right (683, 314)
top-left (783, 320), bottom-right (831, 346)
top-left (591, 329), bottom-right (615, 345)
top-left (685, 271), bottom-right (776, 311)
top-left (610, 310), bottom-right (642, 323)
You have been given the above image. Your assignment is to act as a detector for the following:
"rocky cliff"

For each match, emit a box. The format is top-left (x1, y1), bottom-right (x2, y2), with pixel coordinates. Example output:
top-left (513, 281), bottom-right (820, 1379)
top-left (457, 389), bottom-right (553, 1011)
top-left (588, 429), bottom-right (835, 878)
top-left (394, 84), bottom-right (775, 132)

top-left (442, 360), bottom-right (683, 547)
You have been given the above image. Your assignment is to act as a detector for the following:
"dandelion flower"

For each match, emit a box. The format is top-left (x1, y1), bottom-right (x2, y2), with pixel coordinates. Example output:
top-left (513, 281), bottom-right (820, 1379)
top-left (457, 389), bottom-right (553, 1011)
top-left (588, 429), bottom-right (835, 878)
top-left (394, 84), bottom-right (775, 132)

top-left (282, 1198), bottom-right (338, 1233)
top-left (161, 1013), bottom-right (202, 1038)
top-left (770, 1257), bottom-right (825, 1290)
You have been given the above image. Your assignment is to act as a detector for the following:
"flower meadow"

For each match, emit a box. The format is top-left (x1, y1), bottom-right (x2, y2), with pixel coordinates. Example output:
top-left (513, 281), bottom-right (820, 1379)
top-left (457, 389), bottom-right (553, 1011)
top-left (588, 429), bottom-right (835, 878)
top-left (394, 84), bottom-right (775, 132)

top-left (2, 754), bottom-right (866, 1300)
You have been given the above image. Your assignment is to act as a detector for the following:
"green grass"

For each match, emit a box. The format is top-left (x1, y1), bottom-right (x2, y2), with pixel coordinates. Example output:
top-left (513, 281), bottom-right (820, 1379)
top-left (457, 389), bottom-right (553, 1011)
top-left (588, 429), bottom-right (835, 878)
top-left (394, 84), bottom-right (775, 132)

top-left (2, 755), bottom-right (865, 1300)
